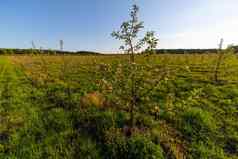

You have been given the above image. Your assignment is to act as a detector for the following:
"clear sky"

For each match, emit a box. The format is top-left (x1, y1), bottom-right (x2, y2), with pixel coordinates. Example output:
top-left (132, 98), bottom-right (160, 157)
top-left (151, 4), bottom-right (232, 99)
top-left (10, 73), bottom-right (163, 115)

top-left (0, 0), bottom-right (238, 52)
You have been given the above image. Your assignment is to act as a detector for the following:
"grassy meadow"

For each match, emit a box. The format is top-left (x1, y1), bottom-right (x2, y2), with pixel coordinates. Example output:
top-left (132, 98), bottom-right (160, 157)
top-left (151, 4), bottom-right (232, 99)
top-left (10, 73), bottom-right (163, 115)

top-left (0, 53), bottom-right (238, 159)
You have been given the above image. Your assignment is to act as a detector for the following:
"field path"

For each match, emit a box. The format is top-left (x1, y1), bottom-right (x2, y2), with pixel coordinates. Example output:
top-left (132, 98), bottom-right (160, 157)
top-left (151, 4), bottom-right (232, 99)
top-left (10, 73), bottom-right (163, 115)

top-left (0, 56), bottom-right (39, 156)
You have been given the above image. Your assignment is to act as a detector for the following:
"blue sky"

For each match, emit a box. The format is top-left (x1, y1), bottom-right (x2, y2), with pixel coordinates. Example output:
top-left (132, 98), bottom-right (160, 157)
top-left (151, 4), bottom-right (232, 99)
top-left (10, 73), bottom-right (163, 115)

top-left (0, 0), bottom-right (238, 52)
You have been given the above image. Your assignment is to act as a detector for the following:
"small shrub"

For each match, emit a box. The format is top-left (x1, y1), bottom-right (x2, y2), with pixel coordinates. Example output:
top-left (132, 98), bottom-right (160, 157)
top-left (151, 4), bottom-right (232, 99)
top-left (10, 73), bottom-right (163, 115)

top-left (80, 91), bottom-right (105, 109)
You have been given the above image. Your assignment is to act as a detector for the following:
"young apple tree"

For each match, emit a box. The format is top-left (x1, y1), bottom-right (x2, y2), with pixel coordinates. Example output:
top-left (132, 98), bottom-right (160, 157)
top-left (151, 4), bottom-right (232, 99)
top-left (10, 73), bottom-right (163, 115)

top-left (111, 4), bottom-right (159, 128)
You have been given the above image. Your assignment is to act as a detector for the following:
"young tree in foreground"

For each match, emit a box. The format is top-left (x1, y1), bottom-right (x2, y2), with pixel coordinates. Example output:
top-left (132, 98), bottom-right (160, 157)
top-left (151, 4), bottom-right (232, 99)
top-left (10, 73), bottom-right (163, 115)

top-left (111, 4), bottom-right (159, 128)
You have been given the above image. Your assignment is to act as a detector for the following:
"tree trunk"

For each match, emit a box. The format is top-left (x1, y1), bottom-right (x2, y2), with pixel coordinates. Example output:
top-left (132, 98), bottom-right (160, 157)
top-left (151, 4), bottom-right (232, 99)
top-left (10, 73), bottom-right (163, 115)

top-left (129, 40), bottom-right (136, 129)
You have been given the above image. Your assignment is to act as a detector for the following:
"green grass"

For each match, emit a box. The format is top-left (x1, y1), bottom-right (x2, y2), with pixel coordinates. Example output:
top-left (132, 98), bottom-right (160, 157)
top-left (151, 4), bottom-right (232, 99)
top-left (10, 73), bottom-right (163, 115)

top-left (0, 54), bottom-right (238, 159)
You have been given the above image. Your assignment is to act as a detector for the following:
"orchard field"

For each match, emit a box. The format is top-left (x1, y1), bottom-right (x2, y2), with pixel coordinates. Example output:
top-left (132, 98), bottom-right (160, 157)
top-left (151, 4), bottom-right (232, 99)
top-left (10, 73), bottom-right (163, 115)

top-left (1, 52), bottom-right (238, 159)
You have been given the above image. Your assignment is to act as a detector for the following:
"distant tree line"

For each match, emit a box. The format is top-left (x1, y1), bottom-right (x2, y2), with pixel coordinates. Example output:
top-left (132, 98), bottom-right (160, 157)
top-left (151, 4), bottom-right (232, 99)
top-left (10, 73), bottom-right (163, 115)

top-left (0, 47), bottom-right (237, 55)
top-left (229, 45), bottom-right (238, 53)
top-left (0, 48), bottom-right (101, 55)
top-left (154, 49), bottom-right (219, 54)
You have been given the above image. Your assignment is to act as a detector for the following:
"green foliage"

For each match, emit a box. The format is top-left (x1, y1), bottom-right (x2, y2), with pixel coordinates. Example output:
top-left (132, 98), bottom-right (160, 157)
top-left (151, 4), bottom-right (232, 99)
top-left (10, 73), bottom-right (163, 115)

top-left (103, 128), bottom-right (128, 159)
top-left (127, 134), bottom-right (164, 159)
top-left (75, 137), bottom-right (102, 159)
top-left (135, 113), bottom-right (156, 129)
top-left (104, 130), bottom-right (164, 159)
top-left (8, 109), bottom-right (75, 159)
top-left (73, 109), bottom-right (116, 140)
top-left (189, 142), bottom-right (228, 159)
top-left (111, 3), bottom-right (159, 129)
top-left (180, 107), bottom-right (217, 142)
